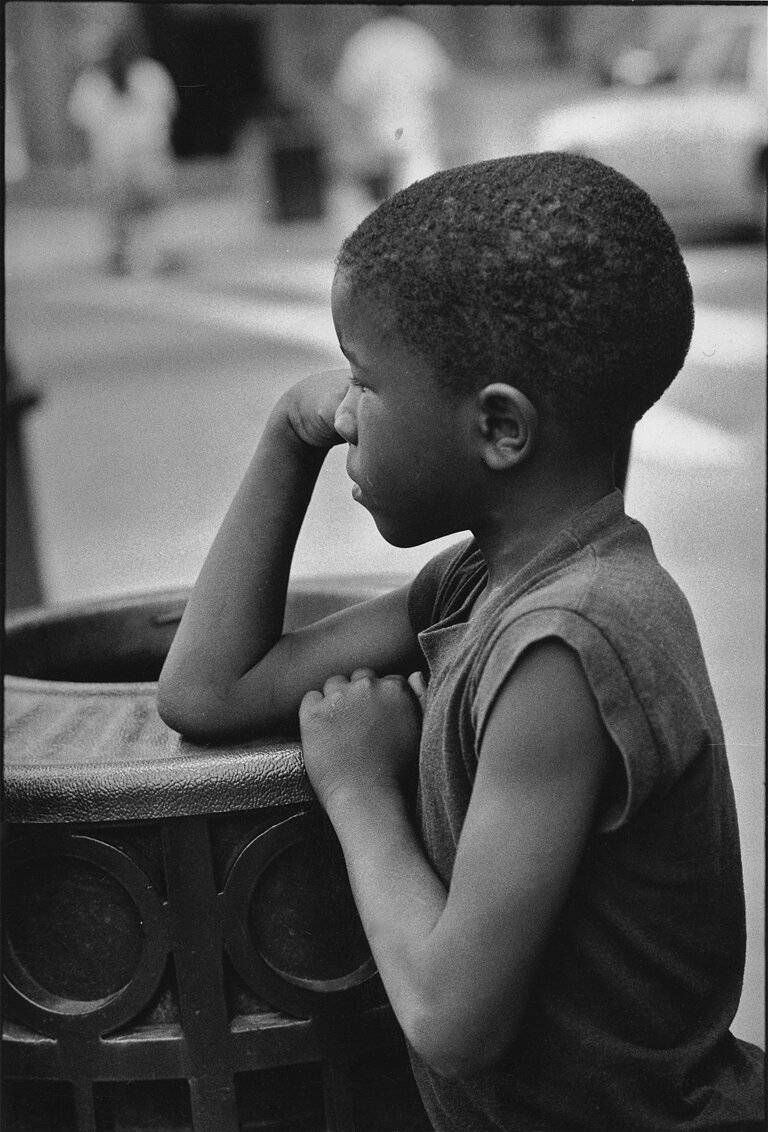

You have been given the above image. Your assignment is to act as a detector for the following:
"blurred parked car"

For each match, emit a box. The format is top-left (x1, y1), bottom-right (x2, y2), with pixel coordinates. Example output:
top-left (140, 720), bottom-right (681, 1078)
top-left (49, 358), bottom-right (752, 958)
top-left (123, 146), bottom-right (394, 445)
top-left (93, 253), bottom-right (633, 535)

top-left (533, 13), bottom-right (767, 239)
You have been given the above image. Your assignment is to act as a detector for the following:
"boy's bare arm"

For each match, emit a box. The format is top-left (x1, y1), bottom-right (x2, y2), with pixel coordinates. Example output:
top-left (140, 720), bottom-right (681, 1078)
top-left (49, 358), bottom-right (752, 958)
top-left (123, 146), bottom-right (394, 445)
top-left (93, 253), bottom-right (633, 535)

top-left (300, 640), bottom-right (613, 1077)
top-left (157, 371), bottom-right (422, 739)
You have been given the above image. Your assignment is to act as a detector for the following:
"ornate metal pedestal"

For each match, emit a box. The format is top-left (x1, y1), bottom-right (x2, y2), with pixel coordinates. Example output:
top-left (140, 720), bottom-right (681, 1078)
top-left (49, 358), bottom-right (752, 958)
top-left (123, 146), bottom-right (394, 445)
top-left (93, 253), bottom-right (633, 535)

top-left (3, 582), bottom-right (430, 1132)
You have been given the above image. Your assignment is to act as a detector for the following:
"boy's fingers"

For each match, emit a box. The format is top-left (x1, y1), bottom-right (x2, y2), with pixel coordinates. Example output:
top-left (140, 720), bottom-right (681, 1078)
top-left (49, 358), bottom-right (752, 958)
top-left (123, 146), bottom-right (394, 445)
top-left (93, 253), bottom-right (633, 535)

top-left (300, 689), bottom-right (324, 712)
top-left (323, 674), bottom-right (350, 694)
top-left (382, 673), bottom-right (407, 687)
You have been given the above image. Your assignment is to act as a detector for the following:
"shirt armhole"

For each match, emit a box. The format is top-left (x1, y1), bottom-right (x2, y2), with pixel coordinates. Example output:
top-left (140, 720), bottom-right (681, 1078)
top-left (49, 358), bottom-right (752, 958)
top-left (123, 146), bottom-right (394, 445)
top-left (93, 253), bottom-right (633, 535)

top-left (472, 609), bottom-right (661, 834)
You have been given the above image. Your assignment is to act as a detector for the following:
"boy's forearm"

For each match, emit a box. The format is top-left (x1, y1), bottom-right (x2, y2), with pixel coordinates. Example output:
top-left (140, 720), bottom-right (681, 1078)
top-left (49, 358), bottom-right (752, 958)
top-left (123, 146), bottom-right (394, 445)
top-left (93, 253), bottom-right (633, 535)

top-left (158, 407), bottom-right (326, 729)
top-left (325, 782), bottom-right (532, 1077)
top-left (322, 785), bottom-right (454, 1057)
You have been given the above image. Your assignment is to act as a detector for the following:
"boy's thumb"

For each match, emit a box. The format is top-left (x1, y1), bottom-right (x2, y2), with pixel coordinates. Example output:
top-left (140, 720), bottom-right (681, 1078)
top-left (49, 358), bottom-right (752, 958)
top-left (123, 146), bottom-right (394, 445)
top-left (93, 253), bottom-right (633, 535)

top-left (408, 670), bottom-right (427, 708)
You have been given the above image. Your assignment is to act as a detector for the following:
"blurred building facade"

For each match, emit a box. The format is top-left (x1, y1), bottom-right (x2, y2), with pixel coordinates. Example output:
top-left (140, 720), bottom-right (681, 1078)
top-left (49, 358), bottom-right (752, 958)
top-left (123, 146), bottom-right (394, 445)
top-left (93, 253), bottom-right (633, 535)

top-left (6, 3), bottom-right (757, 181)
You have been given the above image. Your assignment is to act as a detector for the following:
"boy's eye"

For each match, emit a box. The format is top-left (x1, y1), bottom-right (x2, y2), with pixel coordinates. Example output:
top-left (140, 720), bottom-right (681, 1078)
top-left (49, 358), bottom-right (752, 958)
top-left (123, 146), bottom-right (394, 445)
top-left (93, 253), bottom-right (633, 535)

top-left (349, 373), bottom-right (369, 392)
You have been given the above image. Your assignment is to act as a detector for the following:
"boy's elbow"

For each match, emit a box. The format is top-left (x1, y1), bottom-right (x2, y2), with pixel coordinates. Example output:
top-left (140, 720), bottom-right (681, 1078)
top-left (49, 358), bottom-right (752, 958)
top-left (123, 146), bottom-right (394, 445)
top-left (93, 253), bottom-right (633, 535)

top-left (156, 672), bottom-right (217, 740)
top-left (404, 999), bottom-right (520, 1080)
top-left (156, 677), bottom-right (193, 737)
top-left (156, 668), bottom-right (280, 741)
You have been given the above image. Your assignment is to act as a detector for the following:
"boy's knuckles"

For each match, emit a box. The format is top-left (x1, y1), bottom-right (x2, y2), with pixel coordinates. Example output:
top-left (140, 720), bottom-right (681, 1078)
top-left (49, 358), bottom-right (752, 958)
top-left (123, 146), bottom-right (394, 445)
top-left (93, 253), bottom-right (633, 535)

top-left (323, 674), bottom-right (349, 694)
top-left (350, 667), bottom-right (376, 681)
top-left (382, 674), bottom-right (408, 690)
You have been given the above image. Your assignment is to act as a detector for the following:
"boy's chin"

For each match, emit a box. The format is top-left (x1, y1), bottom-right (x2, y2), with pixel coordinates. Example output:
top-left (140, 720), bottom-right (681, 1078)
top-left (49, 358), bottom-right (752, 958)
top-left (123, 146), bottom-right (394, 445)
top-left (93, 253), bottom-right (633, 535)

top-left (372, 514), bottom-right (446, 549)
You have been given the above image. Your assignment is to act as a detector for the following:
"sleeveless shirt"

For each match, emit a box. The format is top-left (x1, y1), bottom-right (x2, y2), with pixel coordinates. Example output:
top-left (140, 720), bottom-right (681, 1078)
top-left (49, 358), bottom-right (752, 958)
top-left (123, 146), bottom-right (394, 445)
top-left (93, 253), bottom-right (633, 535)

top-left (406, 490), bottom-right (764, 1131)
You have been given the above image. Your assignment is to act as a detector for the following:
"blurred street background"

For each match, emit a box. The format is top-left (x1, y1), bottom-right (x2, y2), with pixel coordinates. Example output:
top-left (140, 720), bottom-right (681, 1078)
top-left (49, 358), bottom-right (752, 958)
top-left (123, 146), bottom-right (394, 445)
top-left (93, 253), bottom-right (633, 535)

top-left (5, 3), bottom-right (766, 1047)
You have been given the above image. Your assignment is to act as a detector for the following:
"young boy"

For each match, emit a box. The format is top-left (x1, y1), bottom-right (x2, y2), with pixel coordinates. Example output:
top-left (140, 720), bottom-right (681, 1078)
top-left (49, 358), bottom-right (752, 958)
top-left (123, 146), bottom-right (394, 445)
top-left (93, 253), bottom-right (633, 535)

top-left (158, 153), bottom-right (764, 1130)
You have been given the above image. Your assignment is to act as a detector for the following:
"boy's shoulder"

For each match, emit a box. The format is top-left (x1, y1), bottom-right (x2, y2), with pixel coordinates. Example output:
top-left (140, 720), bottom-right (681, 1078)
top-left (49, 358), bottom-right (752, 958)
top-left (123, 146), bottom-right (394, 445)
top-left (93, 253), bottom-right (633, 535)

top-left (511, 504), bottom-right (685, 630)
top-left (410, 491), bottom-right (714, 732)
top-left (409, 491), bottom-right (684, 639)
top-left (483, 498), bottom-right (703, 686)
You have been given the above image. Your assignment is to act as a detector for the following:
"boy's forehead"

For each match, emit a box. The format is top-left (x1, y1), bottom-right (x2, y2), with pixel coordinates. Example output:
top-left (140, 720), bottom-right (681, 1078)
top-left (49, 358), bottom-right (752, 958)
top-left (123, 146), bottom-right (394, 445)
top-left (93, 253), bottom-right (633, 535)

top-left (332, 271), bottom-right (441, 392)
top-left (332, 271), bottom-right (401, 343)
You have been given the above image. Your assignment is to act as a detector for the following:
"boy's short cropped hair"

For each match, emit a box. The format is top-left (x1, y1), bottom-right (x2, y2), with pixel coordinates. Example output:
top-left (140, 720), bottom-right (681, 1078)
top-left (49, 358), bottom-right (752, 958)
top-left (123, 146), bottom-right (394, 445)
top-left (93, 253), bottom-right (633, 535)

top-left (335, 152), bottom-right (695, 443)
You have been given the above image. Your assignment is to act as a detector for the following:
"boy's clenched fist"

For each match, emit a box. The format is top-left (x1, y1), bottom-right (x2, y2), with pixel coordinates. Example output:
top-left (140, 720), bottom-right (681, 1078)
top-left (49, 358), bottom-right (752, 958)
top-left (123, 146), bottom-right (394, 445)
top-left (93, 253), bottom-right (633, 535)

top-left (299, 668), bottom-right (424, 812)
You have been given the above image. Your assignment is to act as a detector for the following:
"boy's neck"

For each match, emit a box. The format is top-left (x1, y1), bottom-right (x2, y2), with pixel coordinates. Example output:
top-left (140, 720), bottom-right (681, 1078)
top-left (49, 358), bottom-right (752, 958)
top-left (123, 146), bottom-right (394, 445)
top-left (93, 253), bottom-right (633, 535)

top-left (473, 464), bottom-right (616, 592)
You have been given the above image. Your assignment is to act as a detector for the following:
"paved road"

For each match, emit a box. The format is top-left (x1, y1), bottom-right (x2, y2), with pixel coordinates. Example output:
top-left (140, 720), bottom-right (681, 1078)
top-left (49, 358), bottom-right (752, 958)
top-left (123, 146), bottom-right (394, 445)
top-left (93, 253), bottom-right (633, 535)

top-left (6, 197), bottom-right (765, 1046)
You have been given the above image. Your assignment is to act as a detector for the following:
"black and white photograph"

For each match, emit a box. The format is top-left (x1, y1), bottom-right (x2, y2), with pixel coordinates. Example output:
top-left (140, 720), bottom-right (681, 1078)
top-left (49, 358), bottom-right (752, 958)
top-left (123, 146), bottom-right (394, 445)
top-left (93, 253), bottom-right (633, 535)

top-left (4, 4), bottom-right (765, 1130)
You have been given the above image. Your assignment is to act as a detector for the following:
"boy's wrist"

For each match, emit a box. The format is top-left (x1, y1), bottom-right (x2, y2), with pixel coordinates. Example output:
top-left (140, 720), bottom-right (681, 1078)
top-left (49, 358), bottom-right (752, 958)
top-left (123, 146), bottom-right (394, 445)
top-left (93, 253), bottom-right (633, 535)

top-left (322, 776), bottom-right (408, 829)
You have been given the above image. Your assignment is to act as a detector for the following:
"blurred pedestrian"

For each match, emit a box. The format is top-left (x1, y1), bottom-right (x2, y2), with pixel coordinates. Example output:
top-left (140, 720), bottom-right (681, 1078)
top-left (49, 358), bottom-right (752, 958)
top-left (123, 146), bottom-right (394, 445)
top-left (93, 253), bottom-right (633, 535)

top-left (332, 10), bottom-right (452, 202)
top-left (5, 43), bottom-right (29, 185)
top-left (68, 32), bottom-right (179, 275)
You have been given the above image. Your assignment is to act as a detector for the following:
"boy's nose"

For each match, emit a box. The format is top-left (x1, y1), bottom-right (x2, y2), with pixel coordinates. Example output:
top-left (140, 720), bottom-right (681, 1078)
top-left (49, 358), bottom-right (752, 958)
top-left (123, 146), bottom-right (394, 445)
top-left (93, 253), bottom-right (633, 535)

top-left (334, 388), bottom-right (358, 444)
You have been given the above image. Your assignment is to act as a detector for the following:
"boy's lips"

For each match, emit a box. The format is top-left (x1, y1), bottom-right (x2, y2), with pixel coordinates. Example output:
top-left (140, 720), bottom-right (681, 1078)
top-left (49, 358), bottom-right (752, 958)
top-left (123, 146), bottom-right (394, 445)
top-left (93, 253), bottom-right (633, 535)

top-left (346, 463), bottom-right (367, 505)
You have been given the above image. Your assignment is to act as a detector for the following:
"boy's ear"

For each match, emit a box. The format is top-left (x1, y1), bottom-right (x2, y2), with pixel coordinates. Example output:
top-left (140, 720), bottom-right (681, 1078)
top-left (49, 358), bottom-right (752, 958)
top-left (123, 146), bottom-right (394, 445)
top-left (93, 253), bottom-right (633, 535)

top-left (476, 383), bottom-right (538, 471)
